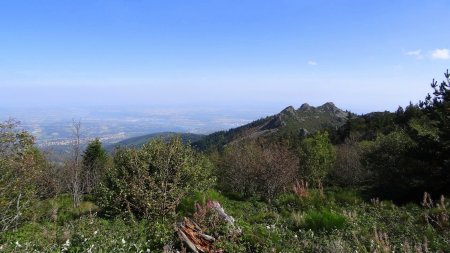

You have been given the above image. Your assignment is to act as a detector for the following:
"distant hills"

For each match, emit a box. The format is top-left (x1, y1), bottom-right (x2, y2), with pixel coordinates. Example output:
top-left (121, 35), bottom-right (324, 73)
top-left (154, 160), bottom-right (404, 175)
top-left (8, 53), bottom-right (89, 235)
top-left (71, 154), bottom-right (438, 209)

top-left (108, 102), bottom-right (348, 152)
top-left (106, 132), bottom-right (205, 151)
top-left (193, 102), bottom-right (348, 151)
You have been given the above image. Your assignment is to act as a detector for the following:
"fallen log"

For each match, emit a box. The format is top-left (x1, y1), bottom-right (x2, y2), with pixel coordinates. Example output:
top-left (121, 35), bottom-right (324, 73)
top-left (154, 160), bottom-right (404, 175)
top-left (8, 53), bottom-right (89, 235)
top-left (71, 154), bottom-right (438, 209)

top-left (172, 201), bottom-right (239, 253)
top-left (175, 217), bottom-right (221, 253)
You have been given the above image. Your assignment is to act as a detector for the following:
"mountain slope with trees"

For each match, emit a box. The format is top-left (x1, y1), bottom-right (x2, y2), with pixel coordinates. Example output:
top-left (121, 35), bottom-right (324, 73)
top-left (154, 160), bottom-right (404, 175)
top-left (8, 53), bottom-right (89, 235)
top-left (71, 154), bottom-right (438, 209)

top-left (106, 132), bottom-right (205, 151)
top-left (194, 102), bottom-right (348, 151)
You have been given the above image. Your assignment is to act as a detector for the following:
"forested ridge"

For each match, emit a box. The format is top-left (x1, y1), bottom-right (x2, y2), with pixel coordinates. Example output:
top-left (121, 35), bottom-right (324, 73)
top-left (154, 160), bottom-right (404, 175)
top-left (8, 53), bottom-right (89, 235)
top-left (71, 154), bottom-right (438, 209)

top-left (1, 71), bottom-right (449, 252)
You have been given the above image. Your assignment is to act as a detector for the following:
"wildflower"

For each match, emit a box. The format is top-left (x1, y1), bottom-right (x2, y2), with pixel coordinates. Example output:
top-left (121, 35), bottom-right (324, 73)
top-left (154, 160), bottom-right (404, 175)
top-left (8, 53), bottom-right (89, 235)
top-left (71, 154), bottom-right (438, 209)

top-left (62, 239), bottom-right (71, 252)
top-left (94, 230), bottom-right (98, 236)
top-left (15, 241), bottom-right (21, 248)
top-left (122, 238), bottom-right (126, 244)
top-left (294, 234), bottom-right (298, 238)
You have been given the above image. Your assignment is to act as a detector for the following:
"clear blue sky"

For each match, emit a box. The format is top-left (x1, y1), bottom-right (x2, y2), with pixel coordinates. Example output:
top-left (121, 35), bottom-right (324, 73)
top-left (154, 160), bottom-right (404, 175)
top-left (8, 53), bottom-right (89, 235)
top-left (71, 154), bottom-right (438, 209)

top-left (0, 0), bottom-right (449, 113)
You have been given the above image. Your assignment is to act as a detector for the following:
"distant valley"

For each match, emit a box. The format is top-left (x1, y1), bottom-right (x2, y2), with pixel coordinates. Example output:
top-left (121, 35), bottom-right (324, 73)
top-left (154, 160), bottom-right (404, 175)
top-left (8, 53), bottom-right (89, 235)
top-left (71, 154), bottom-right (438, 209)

top-left (0, 106), bottom-right (268, 151)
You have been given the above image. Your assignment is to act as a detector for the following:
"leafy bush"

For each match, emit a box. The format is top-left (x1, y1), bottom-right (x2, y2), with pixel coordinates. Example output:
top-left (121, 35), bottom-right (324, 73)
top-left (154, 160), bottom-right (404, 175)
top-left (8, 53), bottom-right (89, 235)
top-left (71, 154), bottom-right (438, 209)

top-left (328, 138), bottom-right (367, 187)
top-left (0, 119), bottom-right (46, 231)
top-left (298, 131), bottom-right (336, 185)
top-left (96, 137), bottom-right (215, 220)
top-left (218, 140), bottom-right (298, 202)
top-left (361, 130), bottom-right (422, 201)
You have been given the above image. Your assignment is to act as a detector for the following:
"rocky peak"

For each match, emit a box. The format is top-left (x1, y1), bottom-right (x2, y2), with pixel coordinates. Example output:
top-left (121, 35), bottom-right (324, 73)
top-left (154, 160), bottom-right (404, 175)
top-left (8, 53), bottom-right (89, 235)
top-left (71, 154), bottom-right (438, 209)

top-left (318, 102), bottom-right (347, 118)
top-left (319, 102), bottom-right (336, 110)
top-left (298, 103), bottom-right (311, 111)
top-left (280, 106), bottom-right (296, 116)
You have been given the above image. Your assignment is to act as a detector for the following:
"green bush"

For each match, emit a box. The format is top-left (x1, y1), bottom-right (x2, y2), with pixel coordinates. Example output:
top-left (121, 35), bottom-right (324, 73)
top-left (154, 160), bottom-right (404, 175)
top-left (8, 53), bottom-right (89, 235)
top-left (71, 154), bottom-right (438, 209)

top-left (273, 193), bottom-right (303, 215)
top-left (298, 131), bottom-right (336, 185)
top-left (218, 140), bottom-right (298, 202)
top-left (301, 210), bottom-right (347, 232)
top-left (96, 137), bottom-right (215, 220)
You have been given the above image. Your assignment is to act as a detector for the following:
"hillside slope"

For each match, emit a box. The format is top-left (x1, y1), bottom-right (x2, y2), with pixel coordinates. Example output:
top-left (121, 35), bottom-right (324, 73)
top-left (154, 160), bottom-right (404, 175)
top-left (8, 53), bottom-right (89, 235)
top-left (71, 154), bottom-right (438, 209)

top-left (193, 102), bottom-right (348, 151)
top-left (107, 132), bottom-right (205, 151)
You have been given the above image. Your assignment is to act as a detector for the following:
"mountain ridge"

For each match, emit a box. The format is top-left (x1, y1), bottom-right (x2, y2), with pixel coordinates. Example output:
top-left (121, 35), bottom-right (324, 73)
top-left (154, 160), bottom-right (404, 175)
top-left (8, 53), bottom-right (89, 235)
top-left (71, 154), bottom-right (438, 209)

top-left (193, 102), bottom-right (348, 151)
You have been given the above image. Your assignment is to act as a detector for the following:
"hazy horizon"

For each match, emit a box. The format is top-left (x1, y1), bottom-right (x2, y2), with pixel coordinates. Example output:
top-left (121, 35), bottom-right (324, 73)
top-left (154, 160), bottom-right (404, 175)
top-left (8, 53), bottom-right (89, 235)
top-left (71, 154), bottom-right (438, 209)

top-left (1, 0), bottom-right (449, 116)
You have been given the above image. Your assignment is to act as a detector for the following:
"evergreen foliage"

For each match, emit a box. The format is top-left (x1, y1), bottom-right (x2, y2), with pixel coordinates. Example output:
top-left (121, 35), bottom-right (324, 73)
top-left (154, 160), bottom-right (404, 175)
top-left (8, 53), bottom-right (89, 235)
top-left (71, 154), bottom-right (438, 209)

top-left (82, 138), bottom-right (108, 194)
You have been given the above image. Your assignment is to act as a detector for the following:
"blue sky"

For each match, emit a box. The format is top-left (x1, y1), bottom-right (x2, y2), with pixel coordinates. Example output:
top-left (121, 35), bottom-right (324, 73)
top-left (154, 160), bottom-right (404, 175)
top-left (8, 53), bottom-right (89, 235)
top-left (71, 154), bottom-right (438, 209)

top-left (0, 0), bottom-right (449, 114)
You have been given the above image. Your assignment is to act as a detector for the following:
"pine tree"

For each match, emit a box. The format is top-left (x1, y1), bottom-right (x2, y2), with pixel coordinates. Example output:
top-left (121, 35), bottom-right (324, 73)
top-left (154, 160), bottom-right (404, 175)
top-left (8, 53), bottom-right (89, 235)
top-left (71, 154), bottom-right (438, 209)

top-left (82, 138), bottom-right (108, 194)
top-left (419, 69), bottom-right (450, 195)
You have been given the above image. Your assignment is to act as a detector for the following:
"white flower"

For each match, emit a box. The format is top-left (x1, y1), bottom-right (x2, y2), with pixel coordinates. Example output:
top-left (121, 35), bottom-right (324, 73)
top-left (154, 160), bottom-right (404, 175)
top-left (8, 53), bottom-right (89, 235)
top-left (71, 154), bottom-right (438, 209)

top-left (94, 230), bottom-right (98, 236)
top-left (87, 244), bottom-right (95, 253)
top-left (15, 241), bottom-right (21, 248)
top-left (266, 225), bottom-right (270, 230)
top-left (62, 239), bottom-right (71, 252)
top-left (122, 238), bottom-right (126, 244)
top-left (294, 234), bottom-right (298, 238)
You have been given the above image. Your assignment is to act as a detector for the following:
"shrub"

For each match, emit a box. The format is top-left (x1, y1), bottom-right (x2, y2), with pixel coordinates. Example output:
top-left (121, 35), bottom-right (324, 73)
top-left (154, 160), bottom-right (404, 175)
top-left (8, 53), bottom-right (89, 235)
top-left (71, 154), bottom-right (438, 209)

top-left (218, 140), bottom-right (298, 202)
top-left (328, 138), bottom-right (367, 187)
top-left (0, 119), bottom-right (47, 231)
top-left (328, 188), bottom-right (363, 206)
top-left (96, 137), bottom-right (215, 220)
top-left (361, 130), bottom-right (421, 201)
top-left (301, 210), bottom-right (347, 232)
top-left (298, 131), bottom-right (336, 186)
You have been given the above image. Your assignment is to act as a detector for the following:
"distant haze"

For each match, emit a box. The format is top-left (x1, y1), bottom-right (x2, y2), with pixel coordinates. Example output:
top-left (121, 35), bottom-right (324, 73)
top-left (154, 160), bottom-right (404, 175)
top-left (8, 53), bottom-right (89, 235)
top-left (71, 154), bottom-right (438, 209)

top-left (1, 1), bottom-right (449, 115)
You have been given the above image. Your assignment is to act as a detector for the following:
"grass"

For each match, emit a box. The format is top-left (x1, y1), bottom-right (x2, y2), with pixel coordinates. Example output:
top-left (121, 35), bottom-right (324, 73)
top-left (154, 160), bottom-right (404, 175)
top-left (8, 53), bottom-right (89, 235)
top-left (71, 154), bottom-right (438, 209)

top-left (1, 189), bottom-right (449, 252)
top-left (301, 209), bottom-right (347, 232)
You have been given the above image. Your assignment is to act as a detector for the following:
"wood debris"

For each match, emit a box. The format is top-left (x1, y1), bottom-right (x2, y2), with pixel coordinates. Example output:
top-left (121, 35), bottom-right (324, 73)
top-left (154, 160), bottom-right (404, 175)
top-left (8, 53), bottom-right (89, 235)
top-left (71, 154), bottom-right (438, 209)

top-left (175, 217), bottom-right (221, 253)
top-left (172, 201), bottom-right (239, 253)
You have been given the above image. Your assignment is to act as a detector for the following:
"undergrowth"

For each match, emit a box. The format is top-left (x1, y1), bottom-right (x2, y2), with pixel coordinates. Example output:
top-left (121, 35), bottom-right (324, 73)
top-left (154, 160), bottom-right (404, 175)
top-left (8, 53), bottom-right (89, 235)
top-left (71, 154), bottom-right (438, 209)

top-left (1, 189), bottom-right (449, 252)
